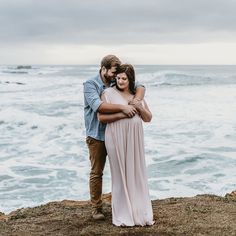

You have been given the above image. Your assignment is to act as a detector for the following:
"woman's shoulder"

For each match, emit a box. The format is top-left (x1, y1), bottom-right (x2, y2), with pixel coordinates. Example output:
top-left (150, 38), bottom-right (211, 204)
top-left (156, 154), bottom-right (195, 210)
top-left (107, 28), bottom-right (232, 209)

top-left (101, 87), bottom-right (116, 103)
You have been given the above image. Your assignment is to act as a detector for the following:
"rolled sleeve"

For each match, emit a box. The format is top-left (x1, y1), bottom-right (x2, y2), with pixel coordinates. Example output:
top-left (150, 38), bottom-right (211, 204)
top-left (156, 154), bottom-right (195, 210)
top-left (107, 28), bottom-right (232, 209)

top-left (84, 81), bottom-right (103, 112)
top-left (135, 81), bottom-right (146, 89)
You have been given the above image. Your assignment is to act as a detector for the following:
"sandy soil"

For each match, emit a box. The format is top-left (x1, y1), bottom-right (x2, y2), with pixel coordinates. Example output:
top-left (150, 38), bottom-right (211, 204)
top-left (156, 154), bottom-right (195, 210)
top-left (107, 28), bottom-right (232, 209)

top-left (0, 191), bottom-right (235, 236)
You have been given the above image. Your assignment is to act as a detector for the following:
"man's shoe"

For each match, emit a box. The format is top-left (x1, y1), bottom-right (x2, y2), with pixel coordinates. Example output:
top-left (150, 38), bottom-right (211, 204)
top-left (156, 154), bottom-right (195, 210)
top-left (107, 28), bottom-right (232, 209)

top-left (92, 209), bottom-right (105, 220)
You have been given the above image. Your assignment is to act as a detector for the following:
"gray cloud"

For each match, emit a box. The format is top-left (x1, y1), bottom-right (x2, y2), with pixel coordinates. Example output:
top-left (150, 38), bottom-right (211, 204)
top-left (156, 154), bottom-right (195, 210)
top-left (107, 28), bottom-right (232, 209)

top-left (1, 0), bottom-right (236, 45)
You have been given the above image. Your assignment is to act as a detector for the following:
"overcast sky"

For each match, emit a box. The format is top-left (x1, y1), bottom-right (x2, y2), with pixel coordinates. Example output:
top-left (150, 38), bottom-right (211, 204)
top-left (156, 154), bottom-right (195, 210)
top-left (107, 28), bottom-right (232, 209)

top-left (1, 0), bottom-right (236, 64)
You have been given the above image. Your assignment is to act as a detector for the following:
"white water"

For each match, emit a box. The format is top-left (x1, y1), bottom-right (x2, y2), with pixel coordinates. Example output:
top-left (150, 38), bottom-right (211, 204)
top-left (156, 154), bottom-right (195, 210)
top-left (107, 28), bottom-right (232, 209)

top-left (0, 65), bottom-right (236, 213)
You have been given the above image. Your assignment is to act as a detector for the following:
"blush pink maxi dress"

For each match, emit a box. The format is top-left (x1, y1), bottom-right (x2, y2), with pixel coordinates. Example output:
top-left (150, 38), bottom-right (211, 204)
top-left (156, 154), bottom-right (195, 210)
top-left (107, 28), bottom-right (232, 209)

top-left (102, 87), bottom-right (154, 226)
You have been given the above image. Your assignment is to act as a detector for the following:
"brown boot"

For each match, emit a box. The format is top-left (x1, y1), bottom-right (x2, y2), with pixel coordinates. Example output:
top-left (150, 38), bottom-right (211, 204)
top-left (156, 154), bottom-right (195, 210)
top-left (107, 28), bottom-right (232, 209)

top-left (92, 208), bottom-right (105, 220)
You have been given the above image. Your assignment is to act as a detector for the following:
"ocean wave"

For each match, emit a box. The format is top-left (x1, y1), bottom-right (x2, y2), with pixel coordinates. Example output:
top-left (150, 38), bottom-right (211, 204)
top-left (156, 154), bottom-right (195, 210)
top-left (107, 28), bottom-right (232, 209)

top-left (0, 108), bottom-right (66, 130)
top-left (0, 65), bottom-right (32, 74)
top-left (2, 70), bottom-right (28, 74)
top-left (0, 65), bottom-right (59, 76)
top-left (0, 64), bottom-right (236, 213)
top-left (139, 71), bottom-right (236, 87)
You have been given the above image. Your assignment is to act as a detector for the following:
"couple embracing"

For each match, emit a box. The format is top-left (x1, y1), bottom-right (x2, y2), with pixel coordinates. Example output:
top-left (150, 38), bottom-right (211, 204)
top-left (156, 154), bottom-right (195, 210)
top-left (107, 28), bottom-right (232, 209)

top-left (83, 55), bottom-right (154, 226)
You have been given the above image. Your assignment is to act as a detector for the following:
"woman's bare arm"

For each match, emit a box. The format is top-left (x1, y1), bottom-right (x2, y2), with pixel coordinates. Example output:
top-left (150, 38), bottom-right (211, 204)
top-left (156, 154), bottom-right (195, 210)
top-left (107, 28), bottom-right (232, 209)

top-left (134, 100), bottom-right (152, 122)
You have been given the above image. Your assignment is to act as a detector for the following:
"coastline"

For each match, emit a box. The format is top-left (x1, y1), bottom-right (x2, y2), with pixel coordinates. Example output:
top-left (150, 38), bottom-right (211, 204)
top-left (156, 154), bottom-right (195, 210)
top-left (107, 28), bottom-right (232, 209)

top-left (0, 191), bottom-right (235, 236)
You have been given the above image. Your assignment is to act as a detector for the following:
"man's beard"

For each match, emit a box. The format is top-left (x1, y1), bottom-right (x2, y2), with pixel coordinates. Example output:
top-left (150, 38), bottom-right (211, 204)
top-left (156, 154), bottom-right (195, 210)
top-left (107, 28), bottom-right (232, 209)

top-left (104, 73), bottom-right (114, 83)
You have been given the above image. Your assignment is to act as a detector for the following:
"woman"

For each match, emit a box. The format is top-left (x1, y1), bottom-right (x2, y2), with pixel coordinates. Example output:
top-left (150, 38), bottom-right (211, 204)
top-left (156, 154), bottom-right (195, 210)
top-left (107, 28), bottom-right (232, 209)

top-left (98, 64), bottom-right (154, 226)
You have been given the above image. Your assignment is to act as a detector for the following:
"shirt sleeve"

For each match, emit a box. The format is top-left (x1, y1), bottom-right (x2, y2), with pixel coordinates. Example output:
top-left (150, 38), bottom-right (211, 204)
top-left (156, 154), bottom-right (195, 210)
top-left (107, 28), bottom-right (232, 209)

top-left (83, 81), bottom-right (103, 112)
top-left (135, 80), bottom-right (146, 89)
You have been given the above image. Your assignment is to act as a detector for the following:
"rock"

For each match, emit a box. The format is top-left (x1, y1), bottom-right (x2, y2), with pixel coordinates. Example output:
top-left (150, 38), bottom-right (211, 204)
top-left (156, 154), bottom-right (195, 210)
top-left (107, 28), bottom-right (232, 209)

top-left (0, 192), bottom-right (235, 235)
top-left (16, 65), bottom-right (32, 69)
top-left (225, 190), bottom-right (236, 201)
top-left (0, 212), bottom-right (7, 222)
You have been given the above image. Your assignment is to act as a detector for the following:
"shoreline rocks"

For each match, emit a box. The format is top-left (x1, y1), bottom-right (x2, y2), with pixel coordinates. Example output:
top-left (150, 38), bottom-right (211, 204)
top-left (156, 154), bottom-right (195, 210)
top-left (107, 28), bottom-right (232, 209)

top-left (16, 65), bottom-right (32, 69)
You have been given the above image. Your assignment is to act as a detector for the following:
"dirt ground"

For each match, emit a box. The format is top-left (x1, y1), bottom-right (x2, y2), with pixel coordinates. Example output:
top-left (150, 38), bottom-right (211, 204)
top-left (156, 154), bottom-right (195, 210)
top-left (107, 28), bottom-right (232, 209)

top-left (0, 191), bottom-right (235, 236)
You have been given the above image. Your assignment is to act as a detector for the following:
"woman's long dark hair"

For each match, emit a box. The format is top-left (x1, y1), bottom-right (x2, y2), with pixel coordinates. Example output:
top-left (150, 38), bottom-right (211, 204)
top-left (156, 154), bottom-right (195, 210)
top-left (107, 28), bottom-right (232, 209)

top-left (115, 64), bottom-right (136, 94)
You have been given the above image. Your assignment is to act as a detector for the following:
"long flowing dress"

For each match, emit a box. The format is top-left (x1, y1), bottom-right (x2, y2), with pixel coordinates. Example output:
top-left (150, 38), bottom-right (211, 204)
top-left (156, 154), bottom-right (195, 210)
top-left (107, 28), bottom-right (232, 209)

top-left (102, 87), bottom-right (154, 226)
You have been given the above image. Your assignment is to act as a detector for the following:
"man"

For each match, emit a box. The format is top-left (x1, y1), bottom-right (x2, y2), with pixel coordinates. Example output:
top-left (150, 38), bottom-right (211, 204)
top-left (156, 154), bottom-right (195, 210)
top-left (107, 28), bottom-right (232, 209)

top-left (83, 55), bottom-right (145, 220)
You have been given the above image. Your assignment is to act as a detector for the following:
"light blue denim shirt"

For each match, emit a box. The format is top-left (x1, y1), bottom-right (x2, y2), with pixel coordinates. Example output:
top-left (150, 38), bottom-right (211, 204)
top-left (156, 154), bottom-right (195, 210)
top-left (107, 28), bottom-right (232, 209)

top-left (83, 73), bottom-right (145, 141)
top-left (83, 74), bottom-right (108, 141)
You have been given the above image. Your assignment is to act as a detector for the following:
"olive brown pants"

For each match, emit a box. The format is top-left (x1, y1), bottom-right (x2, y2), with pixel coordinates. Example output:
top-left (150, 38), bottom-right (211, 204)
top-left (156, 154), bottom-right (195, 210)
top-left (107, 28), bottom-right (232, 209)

top-left (86, 136), bottom-right (107, 210)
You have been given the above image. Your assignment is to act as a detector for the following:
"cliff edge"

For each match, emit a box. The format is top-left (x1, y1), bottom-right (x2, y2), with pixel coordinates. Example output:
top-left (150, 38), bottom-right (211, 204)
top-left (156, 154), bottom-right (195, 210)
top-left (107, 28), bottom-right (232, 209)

top-left (0, 191), bottom-right (235, 236)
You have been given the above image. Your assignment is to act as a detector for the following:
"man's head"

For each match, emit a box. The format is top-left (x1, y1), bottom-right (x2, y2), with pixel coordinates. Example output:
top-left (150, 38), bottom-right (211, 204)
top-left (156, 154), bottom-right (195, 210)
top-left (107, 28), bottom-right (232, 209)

top-left (100, 55), bottom-right (121, 83)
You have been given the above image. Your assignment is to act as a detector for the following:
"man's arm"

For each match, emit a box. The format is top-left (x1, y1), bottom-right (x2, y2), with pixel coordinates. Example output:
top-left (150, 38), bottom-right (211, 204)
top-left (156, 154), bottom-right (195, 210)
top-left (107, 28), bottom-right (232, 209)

top-left (84, 81), bottom-right (137, 117)
top-left (97, 112), bottom-right (128, 123)
top-left (129, 82), bottom-right (146, 105)
top-left (98, 103), bottom-right (136, 117)
top-left (134, 86), bottom-right (145, 101)
top-left (98, 93), bottom-right (137, 118)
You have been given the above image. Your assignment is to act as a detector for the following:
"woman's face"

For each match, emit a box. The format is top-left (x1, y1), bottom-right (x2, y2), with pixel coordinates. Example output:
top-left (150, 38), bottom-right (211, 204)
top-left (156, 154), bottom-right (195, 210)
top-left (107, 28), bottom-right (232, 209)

top-left (116, 72), bottom-right (129, 91)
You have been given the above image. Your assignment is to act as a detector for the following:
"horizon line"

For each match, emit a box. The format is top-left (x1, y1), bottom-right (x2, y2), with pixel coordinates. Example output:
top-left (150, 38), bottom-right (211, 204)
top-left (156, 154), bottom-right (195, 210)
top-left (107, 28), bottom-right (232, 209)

top-left (1, 64), bottom-right (236, 66)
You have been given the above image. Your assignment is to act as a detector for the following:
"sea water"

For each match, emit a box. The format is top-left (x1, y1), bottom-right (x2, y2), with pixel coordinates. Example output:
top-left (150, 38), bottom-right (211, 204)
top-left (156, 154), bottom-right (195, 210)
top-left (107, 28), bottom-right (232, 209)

top-left (0, 65), bottom-right (236, 213)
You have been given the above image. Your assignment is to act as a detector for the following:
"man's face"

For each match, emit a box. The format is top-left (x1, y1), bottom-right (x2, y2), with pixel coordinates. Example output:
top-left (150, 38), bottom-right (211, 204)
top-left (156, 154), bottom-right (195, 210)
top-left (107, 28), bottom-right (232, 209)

top-left (104, 66), bottom-right (117, 82)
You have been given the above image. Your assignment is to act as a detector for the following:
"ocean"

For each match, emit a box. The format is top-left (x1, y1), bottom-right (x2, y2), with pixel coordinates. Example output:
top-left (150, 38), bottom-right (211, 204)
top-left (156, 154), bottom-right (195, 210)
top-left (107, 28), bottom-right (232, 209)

top-left (0, 65), bottom-right (236, 213)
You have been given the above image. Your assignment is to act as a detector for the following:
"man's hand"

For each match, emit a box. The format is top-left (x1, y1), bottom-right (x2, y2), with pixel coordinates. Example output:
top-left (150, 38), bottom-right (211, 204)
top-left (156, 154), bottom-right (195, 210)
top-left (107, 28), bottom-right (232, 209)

top-left (129, 98), bottom-right (141, 106)
top-left (122, 105), bottom-right (137, 118)
top-left (129, 98), bottom-right (143, 112)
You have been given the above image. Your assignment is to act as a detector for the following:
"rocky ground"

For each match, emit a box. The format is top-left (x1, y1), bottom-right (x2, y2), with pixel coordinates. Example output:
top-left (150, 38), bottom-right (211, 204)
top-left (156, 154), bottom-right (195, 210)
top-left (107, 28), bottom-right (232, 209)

top-left (0, 191), bottom-right (235, 236)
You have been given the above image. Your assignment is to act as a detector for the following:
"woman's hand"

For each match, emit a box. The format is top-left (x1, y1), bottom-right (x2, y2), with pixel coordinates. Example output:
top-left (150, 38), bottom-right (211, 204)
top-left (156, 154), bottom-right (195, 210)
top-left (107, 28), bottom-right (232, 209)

top-left (129, 98), bottom-right (143, 113)
top-left (130, 99), bottom-right (152, 122)
top-left (122, 105), bottom-right (137, 117)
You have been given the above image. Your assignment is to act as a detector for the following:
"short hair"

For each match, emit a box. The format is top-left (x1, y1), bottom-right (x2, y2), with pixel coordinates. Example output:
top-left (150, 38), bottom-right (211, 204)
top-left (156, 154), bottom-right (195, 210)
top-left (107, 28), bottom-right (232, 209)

top-left (116, 64), bottom-right (136, 94)
top-left (100, 55), bottom-right (121, 69)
